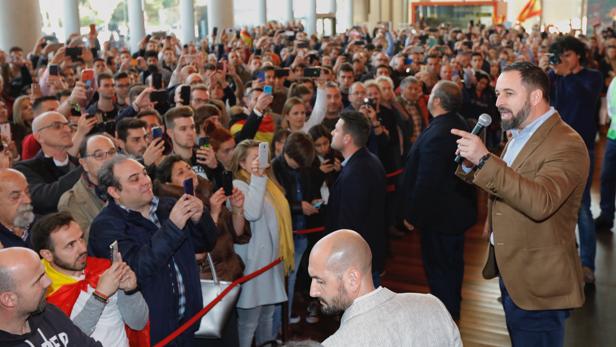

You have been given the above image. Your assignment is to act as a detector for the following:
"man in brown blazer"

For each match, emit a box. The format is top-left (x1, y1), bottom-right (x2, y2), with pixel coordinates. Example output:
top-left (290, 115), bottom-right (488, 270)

top-left (452, 62), bottom-right (587, 346)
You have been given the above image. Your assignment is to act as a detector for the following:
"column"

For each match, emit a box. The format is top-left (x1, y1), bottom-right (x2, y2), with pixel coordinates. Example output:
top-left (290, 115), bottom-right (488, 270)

top-left (180, 0), bottom-right (195, 44)
top-left (257, 0), bottom-right (267, 25)
top-left (286, 0), bottom-right (294, 23)
top-left (128, 0), bottom-right (146, 53)
top-left (0, 0), bottom-right (41, 51)
top-left (63, 0), bottom-right (80, 40)
top-left (326, 0), bottom-right (336, 14)
top-left (392, 0), bottom-right (405, 29)
top-left (342, 0), bottom-right (354, 31)
top-left (306, 0), bottom-right (317, 35)
top-left (207, 0), bottom-right (234, 38)
top-left (355, 0), bottom-right (369, 23)
top-left (369, 0), bottom-right (381, 26)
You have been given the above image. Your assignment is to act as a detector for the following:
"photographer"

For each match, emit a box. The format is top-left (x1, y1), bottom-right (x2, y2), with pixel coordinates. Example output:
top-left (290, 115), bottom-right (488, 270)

top-left (547, 35), bottom-right (603, 284)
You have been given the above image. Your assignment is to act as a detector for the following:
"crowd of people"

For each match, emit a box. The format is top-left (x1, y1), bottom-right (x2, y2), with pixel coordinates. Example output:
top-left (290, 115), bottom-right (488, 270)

top-left (0, 16), bottom-right (615, 347)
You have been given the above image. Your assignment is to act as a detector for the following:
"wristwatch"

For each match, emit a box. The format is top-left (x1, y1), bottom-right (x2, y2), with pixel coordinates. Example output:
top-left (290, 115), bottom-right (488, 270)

top-left (476, 153), bottom-right (491, 170)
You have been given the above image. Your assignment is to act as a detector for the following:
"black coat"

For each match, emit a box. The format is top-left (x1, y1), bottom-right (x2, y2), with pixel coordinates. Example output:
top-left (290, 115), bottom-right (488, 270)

top-left (400, 112), bottom-right (477, 233)
top-left (14, 151), bottom-right (83, 215)
top-left (325, 147), bottom-right (387, 272)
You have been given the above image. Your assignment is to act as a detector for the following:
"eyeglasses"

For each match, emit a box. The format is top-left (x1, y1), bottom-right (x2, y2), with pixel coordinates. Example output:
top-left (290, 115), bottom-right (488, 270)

top-left (86, 148), bottom-right (117, 161)
top-left (37, 121), bottom-right (71, 132)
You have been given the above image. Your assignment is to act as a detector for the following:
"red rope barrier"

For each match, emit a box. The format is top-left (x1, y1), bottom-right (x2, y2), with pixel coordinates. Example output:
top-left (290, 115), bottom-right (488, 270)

top-left (154, 257), bottom-right (283, 347)
top-left (293, 226), bottom-right (325, 235)
top-left (386, 168), bottom-right (403, 178)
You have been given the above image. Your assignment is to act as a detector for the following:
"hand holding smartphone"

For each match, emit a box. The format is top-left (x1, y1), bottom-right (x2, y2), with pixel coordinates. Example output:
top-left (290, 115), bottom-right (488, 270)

top-left (258, 142), bottom-right (269, 170)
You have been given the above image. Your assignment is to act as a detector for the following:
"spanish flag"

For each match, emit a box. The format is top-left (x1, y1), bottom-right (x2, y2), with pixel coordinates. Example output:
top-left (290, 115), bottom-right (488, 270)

top-left (517, 0), bottom-right (542, 22)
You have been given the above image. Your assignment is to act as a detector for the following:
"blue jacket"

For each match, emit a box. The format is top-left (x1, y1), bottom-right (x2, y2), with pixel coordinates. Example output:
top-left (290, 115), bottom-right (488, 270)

top-left (88, 197), bottom-right (218, 346)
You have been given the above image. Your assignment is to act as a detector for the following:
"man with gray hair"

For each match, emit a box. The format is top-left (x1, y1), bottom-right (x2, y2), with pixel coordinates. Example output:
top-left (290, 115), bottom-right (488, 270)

top-left (401, 80), bottom-right (477, 321)
top-left (14, 111), bottom-right (83, 215)
top-left (0, 169), bottom-right (35, 249)
top-left (308, 229), bottom-right (461, 346)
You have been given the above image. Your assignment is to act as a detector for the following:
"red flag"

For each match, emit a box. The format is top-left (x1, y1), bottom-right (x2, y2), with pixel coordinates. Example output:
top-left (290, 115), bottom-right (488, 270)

top-left (517, 0), bottom-right (542, 22)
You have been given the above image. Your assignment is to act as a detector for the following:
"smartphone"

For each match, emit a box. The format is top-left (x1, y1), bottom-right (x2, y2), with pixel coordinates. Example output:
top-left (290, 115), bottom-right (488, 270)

top-left (297, 41), bottom-right (309, 49)
top-left (152, 126), bottom-right (163, 139)
top-left (256, 71), bottom-right (265, 83)
top-left (263, 85), bottom-right (273, 95)
top-left (363, 97), bottom-right (376, 108)
top-left (151, 72), bottom-right (163, 89)
top-left (149, 90), bottom-right (167, 104)
top-left (180, 85), bottom-right (191, 105)
top-left (275, 69), bottom-right (290, 78)
top-left (183, 178), bottom-right (194, 195)
top-left (49, 64), bottom-right (60, 76)
top-left (258, 142), bottom-right (269, 169)
top-left (303, 68), bottom-right (320, 78)
top-left (312, 200), bottom-right (324, 209)
top-left (66, 47), bottom-right (82, 59)
top-left (109, 240), bottom-right (120, 263)
top-left (81, 68), bottom-right (95, 89)
top-left (0, 123), bottom-right (11, 143)
top-left (198, 136), bottom-right (210, 148)
top-left (30, 83), bottom-right (41, 98)
top-left (222, 170), bottom-right (233, 196)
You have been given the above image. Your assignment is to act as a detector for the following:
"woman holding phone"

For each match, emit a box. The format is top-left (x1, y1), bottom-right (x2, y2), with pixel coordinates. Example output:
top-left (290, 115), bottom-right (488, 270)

top-left (229, 140), bottom-right (293, 347)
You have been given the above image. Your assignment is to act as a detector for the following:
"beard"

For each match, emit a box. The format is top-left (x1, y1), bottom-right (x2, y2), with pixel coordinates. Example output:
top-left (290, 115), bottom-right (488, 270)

top-left (31, 291), bottom-right (47, 315)
top-left (54, 252), bottom-right (88, 273)
top-left (500, 100), bottom-right (531, 131)
top-left (13, 204), bottom-right (35, 229)
top-left (319, 285), bottom-right (352, 315)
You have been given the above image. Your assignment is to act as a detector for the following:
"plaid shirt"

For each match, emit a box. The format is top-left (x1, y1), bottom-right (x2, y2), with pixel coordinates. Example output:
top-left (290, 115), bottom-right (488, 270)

top-left (397, 95), bottom-right (423, 143)
top-left (119, 196), bottom-right (187, 319)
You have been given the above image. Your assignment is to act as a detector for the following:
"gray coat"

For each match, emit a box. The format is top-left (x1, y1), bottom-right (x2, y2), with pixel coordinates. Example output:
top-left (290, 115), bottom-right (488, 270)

top-left (323, 287), bottom-right (461, 347)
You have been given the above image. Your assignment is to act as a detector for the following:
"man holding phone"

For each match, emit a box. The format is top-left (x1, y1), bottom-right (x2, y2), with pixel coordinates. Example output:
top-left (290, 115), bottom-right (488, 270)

top-left (31, 212), bottom-right (149, 347)
top-left (89, 156), bottom-right (219, 346)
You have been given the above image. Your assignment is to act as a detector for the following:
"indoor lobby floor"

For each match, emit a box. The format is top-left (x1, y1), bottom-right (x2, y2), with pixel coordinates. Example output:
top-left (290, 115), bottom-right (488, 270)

top-left (287, 135), bottom-right (615, 347)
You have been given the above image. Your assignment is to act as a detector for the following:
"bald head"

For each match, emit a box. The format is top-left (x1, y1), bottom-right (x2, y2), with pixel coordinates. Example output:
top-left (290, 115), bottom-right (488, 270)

top-left (31, 111), bottom-right (65, 133)
top-left (0, 247), bottom-right (40, 292)
top-left (312, 229), bottom-right (372, 277)
top-left (0, 169), bottom-right (27, 190)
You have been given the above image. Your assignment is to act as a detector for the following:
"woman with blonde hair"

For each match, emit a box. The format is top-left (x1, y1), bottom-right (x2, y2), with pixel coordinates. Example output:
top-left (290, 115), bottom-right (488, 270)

top-left (229, 139), bottom-right (293, 347)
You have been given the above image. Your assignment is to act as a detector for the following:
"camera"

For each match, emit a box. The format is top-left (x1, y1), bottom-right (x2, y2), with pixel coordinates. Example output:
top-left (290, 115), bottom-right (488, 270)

top-left (363, 97), bottom-right (376, 108)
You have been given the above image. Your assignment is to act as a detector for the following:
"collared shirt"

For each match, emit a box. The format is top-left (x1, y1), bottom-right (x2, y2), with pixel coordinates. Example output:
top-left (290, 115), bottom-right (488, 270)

top-left (398, 95), bottom-right (423, 143)
top-left (118, 196), bottom-right (186, 318)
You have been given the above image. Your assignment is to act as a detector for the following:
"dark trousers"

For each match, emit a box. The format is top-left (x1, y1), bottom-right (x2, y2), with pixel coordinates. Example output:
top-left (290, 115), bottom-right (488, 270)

top-left (499, 277), bottom-right (570, 347)
top-left (420, 230), bottom-right (465, 320)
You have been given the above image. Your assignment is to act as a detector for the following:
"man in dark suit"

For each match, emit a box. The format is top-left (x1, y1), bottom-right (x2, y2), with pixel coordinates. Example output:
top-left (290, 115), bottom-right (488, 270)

top-left (14, 112), bottom-right (83, 215)
top-left (401, 80), bottom-right (477, 321)
top-left (325, 110), bottom-right (386, 287)
top-left (453, 62), bottom-right (588, 346)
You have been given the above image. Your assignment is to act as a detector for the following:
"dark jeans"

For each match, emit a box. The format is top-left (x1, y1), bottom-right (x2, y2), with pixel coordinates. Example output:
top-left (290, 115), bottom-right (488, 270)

top-left (579, 149), bottom-right (596, 270)
top-left (420, 230), bottom-right (465, 320)
top-left (499, 278), bottom-right (570, 347)
top-left (599, 138), bottom-right (616, 221)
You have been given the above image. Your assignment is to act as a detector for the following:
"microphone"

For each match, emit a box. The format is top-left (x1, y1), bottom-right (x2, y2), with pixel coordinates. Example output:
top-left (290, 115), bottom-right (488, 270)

top-left (454, 113), bottom-right (492, 164)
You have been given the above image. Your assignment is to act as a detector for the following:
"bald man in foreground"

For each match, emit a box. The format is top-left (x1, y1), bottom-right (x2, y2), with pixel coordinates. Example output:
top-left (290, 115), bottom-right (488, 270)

top-left (308, 230), bottom-right (461, 347)
top-left (0, 247), bottom-right (102, 346)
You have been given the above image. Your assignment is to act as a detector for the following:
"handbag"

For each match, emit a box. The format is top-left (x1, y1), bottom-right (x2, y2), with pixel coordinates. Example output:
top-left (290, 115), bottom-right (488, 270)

top-left (195, 253), bottom-right (241, 338)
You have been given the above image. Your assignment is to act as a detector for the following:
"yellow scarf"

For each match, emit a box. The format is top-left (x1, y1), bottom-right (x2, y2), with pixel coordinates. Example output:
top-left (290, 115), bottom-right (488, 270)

top-left (239, 170), bottom-right (295, 274)
top-left (42, 259), bottom-right (79, 296)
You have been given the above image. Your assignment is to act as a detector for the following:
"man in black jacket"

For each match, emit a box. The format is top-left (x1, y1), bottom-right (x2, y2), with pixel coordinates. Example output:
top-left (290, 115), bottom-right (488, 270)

top-left (0, 247), bottom-right (102, 347)
top-left (401, 80), bottom-right (477, 321)
top-left (325, 110), bottom-right (386, 287)
top-left (14, 112), bottom-right (83, 215)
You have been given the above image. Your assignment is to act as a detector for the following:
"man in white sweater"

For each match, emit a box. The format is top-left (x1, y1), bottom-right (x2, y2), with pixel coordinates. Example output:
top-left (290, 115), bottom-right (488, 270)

top-left (308, 229), bottom-right (461, 347)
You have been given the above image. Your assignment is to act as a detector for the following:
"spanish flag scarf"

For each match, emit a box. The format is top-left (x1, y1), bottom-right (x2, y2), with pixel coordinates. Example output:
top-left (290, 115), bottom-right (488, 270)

top-left (43, 257), bottom-right (150, 347)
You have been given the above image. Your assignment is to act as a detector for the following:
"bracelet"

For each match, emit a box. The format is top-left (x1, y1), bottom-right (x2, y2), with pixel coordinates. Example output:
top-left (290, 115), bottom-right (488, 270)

top-left (92, 290), bottom-right (109, 304)
top-left (476, 153), bottom-right (492, 170)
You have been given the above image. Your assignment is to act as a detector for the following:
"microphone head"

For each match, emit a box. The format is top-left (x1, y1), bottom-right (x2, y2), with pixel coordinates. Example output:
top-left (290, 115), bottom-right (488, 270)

top-left (477, 114), bottom-right (492, 127)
